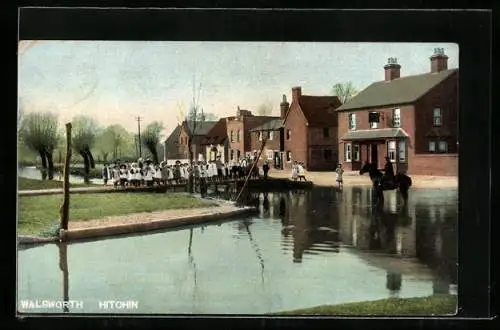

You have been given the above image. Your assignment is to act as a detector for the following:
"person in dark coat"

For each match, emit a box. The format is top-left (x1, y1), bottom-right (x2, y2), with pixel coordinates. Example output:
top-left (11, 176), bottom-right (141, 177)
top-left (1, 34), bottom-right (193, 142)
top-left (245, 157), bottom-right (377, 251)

top-left (383, 156), bottom-right (395, 185)
top-left (262, 161), bottom-right (270, 179)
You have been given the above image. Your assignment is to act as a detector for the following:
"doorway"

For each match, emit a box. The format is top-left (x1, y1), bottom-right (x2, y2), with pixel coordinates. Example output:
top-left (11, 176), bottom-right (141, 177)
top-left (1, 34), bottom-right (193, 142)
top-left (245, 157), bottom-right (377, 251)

top-left (370, 143), bottom-right (379, 168)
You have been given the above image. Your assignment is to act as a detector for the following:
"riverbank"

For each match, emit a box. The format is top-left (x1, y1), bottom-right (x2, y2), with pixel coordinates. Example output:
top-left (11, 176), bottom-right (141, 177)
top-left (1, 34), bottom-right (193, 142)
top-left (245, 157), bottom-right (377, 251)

top-left (272, 294), bottom-right (457, 316)
top-left (269, 170), bottom-right (458, 188)
top-left (18, 177), bottom-right (98, 190)
top-left (17, 193), bottom-right (218, 236)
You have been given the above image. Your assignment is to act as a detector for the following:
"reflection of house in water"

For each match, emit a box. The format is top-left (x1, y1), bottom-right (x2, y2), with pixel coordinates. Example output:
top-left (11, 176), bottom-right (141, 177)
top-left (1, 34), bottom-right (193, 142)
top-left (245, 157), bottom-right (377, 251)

top-left (279, 188), bottom-right (341, 263)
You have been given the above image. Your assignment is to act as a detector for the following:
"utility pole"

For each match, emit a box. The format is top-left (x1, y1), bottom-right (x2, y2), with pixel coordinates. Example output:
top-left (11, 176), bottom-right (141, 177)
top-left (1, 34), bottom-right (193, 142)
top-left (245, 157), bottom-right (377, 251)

top-left (136, 116), bottom-right (142, 158)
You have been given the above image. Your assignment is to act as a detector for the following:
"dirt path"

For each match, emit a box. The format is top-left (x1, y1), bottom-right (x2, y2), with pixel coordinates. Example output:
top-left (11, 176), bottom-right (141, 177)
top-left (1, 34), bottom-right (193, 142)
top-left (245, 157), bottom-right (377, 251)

top-left (269, 170), bottom-right (457, 188)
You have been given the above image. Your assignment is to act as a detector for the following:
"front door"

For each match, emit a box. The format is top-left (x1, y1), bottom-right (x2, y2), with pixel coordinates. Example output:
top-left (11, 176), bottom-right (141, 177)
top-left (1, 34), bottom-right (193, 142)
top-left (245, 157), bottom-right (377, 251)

top-left (370, 143), bottom-right (379, 169)
top-left (274, 152), bottom-right (280, 168)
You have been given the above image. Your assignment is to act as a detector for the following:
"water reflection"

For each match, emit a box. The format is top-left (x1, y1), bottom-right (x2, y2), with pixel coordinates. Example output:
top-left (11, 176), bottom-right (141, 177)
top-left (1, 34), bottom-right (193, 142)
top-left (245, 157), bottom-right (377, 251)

top-left (18, 186), bottom-right (457, 314)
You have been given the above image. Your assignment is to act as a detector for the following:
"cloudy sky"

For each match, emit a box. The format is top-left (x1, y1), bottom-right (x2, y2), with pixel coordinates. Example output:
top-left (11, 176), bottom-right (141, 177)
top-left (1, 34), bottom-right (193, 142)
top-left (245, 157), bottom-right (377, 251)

top-left (18, 41), bottom-right (458, 139)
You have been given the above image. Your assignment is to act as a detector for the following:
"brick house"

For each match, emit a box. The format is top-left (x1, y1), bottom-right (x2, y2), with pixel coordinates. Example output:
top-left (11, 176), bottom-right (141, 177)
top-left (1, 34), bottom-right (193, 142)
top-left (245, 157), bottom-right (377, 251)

top-left (336, 48), bottom-right (458, 176)
top-left (177, 120), bottom-right (218, 161)
top-left (249, 118), bottom-right (284, 169)
top-left (226, 107), bottom-right (277, 163)
top-left (282, 87), bottom-right (342, 171)
top-left (163, 124), bottom-right (184, 163)
top-left (201, 118), bottom-right (230, 163)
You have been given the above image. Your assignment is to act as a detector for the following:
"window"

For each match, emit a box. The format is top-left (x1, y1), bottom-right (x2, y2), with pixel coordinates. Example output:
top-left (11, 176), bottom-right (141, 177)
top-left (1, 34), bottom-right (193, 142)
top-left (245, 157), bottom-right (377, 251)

top-left (323, 128), bottom-right (330, 138)
top-left (348, 113), bottom-right (356, 130)
top-left (286, 151), bottom-right (292, 162)
top-left (388, 141), bottom-right (396, 162)
top-left (230, 130), bottom-right (235, 142)
top-left (266, 131), bottom-right (271, 139)
top-left (369, 112), bottom-right (378, 129)
top-left (438, 141), bottom-right (448, 153)
top-left (237, 130), bottom-right (240, 142)
top-left (433, 108), bottom-right (442, 126)
top-left (230, 149), bottom-right (234, 160)
top-left (393, 108), bottom-right (401, 128)
top-left (286, 129), bottom-right (291, 140)
top-left (267, 150), bottom-right (274, 160)
top-left (345, 143), bottom-right (352, 162)
top-left (353, 144), bottom-right (360, 162)
top-left (429, 141), bottom-right (436, 152)
top-left (269, 131), bottom-right (273, 140)
top-left (324, 149), bottom-right (332, 160)
top-left (258, 131), bottom-right (262, 141)
top-left (399, 140), bottom-right (406, 162)
top-left (236, 150), bottom-right (241, 159)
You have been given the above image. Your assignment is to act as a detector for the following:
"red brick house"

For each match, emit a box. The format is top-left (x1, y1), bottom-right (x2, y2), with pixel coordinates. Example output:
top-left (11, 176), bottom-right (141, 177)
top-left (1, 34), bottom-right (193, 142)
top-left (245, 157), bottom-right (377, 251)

top-left (282, 87), bottom-right (342, 171)
top-left (250, 117), bottom-right (284, 169)
top-left (336, 48), bottom-right (458, 176)
top-left (177, 120), bottom-right (218, 161)
top-left (226, 107), bottom-right (277, 163)
top-left (201, 118), bottom-right (230, 163)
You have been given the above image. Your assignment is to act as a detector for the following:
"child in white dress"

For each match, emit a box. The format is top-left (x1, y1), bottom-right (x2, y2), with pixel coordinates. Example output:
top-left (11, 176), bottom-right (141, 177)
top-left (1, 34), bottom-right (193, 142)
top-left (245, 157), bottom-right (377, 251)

top-left (335, 163), bottom-right (344, 189)
top-left (291, 161), bottom-right (298, 181)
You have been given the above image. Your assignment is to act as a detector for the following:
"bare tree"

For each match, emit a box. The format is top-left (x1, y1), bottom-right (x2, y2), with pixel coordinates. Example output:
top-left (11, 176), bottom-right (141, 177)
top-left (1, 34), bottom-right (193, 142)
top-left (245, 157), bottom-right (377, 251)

top-left (19, 112), bottom-right (59, 180)
top-left (332, 82), bottom-right (358, 104)
top-left (186, 78), bottom-right (205, 193)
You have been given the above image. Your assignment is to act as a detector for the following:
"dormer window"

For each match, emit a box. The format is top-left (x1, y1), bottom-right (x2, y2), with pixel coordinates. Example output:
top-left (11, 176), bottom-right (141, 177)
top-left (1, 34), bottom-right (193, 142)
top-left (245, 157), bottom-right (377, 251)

top-left (348, 113), bottom-right (356, 130)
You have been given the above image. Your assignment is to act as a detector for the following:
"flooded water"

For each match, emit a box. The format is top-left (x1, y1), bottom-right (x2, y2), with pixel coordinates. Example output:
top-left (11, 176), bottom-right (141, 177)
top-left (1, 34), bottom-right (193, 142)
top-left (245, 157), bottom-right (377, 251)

top-left (17, 186), bottom-right (458, 315)
top-left (18, 166), bottom-right (106, 185)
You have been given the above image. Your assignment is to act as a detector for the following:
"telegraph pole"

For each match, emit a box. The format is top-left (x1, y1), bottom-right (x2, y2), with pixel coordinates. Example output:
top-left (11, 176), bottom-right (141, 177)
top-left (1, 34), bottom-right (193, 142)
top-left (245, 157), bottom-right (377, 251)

top-left (136, 116), bottom-right (142, 158)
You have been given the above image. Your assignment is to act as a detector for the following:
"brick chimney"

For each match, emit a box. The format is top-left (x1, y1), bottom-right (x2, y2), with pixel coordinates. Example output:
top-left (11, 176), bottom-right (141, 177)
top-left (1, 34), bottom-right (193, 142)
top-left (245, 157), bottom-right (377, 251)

top-left (430, 47), bottom-right (448, 73)
top-left (292, 86), bottom-right (302, 102)
top-left (384, 57), bottom-right (401, 81)
top-left (280, 94), bottom-right (289, 119)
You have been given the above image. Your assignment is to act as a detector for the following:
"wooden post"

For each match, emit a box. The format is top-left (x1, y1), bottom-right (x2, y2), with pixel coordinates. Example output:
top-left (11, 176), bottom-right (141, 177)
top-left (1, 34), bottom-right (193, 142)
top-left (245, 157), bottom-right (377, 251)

top-left (59, 123), bottom-right (72, 237)
top-left (235, 137), bottom-right (268, 202)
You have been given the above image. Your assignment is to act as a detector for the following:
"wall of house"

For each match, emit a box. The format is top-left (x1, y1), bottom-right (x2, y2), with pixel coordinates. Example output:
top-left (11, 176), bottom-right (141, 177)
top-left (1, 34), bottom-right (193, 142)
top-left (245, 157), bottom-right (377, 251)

top-left (410, 154), bottom-right (458, 176)
top-left (204, 144), bottom-right (226, 163)
top-left (414, 72), bottom-right (458, 155)
top-left (226, 118), bottom-right (245, 162)
top-left (284, 104), bottom-right (308, 169)
top-left (337, 104), bottom-right (415, 171)
top-left (307, 126), bottom-right (339, 171)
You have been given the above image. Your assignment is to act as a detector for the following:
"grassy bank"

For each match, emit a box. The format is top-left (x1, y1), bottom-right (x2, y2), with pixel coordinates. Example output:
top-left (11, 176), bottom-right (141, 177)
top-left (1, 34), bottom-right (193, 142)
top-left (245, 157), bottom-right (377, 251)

top-left (18, 177), bottom-right (98, 191)
top-left (272, 295), bottom-right (457, 316)
top-left (18, 193), bottom-right (217, 236)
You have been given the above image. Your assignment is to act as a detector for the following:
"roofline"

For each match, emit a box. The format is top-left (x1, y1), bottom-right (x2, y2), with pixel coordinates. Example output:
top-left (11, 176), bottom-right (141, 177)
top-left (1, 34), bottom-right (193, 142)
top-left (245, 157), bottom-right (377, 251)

top-left (336, 68), bottom-right (458, 112)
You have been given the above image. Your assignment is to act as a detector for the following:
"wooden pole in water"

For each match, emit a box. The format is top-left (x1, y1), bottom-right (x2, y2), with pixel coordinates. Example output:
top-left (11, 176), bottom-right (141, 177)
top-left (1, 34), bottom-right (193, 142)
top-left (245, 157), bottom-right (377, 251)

top-left (59, 123), bottom-right (72, 238)
top-left (235, 136), bottom-right (268, 202)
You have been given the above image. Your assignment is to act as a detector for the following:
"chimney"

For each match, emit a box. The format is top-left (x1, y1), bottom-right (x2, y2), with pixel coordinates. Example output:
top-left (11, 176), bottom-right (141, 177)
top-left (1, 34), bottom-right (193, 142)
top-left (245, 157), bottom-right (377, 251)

top-left (430, 48), bottom-right (448, 73)
top-left (280, 94), bottom-right (289, 119)
top-left (384, 57), bottom-right (401, 81)
top-left (292, 86), bottom-right (302, 102)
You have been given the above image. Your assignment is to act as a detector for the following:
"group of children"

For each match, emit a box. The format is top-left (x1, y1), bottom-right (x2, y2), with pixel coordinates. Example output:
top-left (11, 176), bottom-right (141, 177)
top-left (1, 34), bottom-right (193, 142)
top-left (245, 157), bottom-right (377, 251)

top-left (291, 161), bottom-right (307, 181)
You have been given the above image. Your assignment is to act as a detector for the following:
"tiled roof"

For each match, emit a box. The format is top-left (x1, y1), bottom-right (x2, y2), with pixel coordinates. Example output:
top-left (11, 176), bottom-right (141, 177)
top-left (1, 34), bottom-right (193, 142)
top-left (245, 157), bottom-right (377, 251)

top-left (202, 118), bottom-right (228, 145)
top-left (295, 95), bottom-right (342, 126)
top-left (340, 128), bottom-right (409, 140)
top-left (337, 69), bottom-right (458, 111)
top-left (185, 120), bottom-right (218, 135)
top-left (250, 119), bottom-right (284, 132)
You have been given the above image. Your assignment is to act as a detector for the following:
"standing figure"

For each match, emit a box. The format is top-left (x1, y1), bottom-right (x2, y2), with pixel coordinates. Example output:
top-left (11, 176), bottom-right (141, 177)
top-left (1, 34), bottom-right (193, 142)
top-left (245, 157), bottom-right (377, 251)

top-left (297, 162), bottom-right (307, 182)
top-left (383, 156), bottom-right (395, 187)
top-left (119, 164), bottom-right (128, 187)
top-left (112, 164), bottom-right (120, 188)
top-left (263, 161), bottom-right (270, 179)
top-left (154, 164), bottom-right (162, 185)
top-left (335, 163), bottom-right (344, 189)
top-left (101, 163), bottom-right (109, 185)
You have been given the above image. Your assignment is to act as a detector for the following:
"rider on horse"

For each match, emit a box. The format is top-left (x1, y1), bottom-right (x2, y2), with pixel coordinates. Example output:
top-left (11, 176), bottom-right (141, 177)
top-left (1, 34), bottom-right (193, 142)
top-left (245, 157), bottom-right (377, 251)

top-left (382, 156), bottom-right (395, 187)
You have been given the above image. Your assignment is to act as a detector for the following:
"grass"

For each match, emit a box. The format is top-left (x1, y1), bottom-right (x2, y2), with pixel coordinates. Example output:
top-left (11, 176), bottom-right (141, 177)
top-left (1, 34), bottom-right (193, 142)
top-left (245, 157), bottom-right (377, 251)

top-left (18, 177), bottom-right (98, 191)
top-left (17, 193), bottom-right (218, 236)
top-left (272, 295), bottom-right (457, 316)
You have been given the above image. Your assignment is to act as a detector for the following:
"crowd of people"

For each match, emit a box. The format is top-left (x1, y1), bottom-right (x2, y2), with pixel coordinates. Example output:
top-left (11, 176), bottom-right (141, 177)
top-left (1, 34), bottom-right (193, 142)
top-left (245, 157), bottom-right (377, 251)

top-left (100, 157), bottom-right (269, 188)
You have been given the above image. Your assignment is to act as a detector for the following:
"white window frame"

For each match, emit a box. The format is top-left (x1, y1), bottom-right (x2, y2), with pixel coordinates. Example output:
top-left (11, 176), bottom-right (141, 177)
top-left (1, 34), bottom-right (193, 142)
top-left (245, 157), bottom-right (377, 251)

top-left (267, 150), bottom-right (274, 160)
top-left (370, 119), bottom-right (378, 129)
top-left (429, 141), bottom-right (436, 152)
top-left (230, 130), bottom-right (235, 142)
top-left (269, 131), bottom-right (273, 140)
top-left (398, 140), bottom-right (406, 162)
top-left (345, 143), bottom-right (352, 162)
top-left (258, 131), bottom-right (262, 141)
top-left (433, 108), bottom-right (442, 126)
top-left (438, 141), bottom-right (448, 153)
top-left (286, 151), bottom-right (292, 162)
top-left (348, 113), bottom-right (356, 130)
top-left (388, 141), bottom-right (396, 162)
top-left (393, 108), bottom-right (401, 128)
top-left (353, 144), bottom-right (360, 162)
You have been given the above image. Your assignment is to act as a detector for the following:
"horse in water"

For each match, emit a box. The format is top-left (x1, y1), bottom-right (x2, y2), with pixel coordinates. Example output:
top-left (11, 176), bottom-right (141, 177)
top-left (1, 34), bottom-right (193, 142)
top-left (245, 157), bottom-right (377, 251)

top-left (359, 162), bottom-right (412, 204)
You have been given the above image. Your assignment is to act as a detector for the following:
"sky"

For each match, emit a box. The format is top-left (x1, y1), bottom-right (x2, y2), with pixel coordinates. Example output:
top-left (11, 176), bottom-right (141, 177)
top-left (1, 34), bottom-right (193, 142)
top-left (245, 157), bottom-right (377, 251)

top-left (18, 41), bottom-right (458, 140)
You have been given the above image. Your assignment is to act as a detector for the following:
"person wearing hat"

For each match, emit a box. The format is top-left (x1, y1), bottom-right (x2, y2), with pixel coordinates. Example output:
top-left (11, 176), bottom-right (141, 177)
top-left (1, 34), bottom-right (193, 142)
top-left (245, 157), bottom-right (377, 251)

top-left (119, 164), bottom-right (128, 187)
top-left (112, 164), bottom-right (120, 188)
